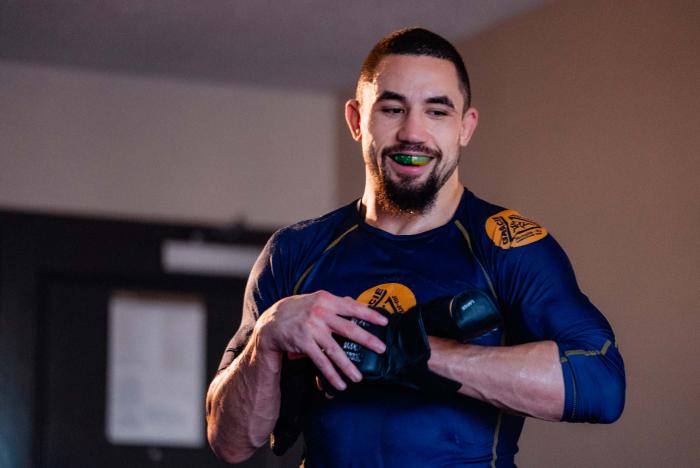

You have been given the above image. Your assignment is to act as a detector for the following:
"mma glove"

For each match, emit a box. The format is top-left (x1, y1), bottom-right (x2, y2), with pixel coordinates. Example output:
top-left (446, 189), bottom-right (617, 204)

top-left (331, 289), bottom-right (502, 394)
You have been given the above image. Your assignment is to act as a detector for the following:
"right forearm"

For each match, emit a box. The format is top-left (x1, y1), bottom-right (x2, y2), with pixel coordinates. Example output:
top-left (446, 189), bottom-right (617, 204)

top-left (206, 333), bottom-right (283, 464)
top-left (206, 291), bottom-right (389, 462)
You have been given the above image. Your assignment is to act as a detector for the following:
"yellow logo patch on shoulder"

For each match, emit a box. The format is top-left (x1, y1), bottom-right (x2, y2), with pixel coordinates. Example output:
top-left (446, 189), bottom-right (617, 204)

top-left (356, 283), bottom-right (416, 314)
top-left (486, 210), bottom-right (548, 249)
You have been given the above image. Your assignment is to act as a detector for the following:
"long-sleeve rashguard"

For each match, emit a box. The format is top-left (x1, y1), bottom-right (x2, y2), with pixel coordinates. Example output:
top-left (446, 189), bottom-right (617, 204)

top-left (219, 188), bottom-right (625, 467)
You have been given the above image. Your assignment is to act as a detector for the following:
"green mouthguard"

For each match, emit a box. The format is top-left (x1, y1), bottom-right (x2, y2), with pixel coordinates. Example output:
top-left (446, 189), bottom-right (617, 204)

top-left (392, 154), bottom-right (431, 166)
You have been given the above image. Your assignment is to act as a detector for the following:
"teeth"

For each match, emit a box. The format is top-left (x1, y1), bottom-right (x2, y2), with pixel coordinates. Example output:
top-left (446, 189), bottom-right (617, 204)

top-left (391, 154), bottom-right (431, 166)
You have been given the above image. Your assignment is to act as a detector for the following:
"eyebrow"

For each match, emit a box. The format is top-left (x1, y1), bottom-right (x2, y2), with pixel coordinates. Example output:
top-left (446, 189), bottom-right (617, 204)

top-left (426, 96), bottom-right (455, 109)
top-left (377, 91), bottom-right (455, 110)
top-left (377, 90), bottom-right (406, 103)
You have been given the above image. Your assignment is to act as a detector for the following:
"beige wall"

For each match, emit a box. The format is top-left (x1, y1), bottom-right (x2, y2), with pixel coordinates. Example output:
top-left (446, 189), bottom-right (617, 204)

top-left (337, 0), bottom-right (699, 466)
top-left (0, 61), bottom-right (337, 227)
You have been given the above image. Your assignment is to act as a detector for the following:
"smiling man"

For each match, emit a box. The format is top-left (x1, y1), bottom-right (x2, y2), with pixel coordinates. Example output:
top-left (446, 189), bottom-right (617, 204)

top-left (206, 28), bottom-right (625, 467)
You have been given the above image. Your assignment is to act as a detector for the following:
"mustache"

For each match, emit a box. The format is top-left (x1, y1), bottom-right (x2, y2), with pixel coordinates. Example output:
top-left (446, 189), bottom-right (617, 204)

top-left (382, 144), bottom-right (441, 159)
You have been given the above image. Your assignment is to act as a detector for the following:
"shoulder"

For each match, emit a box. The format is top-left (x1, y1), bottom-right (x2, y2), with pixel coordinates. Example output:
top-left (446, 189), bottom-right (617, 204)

top-left (245, 201), bottom-right (361, 308)
top-left (261, 200), bottom-right (361, 273)
top-left (459, 189), bottom-right (588, 311)
top-left (458, 189), bottom-right (569, 300)
top-left (270, 200), bottom-right (359, 250)
top-left (459, 188), bottom-right (550, 252)
top-left (459, 189), bottom-right (551, 252)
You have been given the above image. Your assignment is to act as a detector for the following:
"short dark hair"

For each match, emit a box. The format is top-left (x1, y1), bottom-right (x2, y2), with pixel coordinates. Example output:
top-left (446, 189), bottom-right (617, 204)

top-left (357, 27), bottom-right (472, 109)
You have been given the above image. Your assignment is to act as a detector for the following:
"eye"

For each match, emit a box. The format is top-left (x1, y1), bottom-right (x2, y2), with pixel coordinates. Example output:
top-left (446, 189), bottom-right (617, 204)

top-left (380, 107), bottom-right (404, 115)
top-left (428, 108), bottom-right (449, 117)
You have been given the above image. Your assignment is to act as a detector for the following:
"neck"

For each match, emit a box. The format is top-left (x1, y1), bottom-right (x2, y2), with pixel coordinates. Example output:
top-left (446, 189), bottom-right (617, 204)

top-left (361, 177), bottom-right (464, 235)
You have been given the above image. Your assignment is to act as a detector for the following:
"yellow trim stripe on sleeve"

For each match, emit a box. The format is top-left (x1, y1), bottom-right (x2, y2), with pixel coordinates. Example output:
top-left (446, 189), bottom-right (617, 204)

top-left (560, 339), bottom-right (614, 363)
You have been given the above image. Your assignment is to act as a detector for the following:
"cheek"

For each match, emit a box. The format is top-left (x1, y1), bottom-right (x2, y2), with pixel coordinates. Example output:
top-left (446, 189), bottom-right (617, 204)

top-left (435, 125), bottom-right (463, 148)
top-left (367, 113), bottom-right (400, 138)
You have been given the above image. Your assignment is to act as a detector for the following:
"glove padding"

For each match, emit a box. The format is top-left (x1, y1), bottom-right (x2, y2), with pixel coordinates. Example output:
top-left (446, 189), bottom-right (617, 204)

top-left (420, 289), bottom-right (502, 343)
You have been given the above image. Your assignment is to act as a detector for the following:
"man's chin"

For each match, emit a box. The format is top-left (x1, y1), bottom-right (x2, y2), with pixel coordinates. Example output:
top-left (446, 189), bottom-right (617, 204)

top-left (379, 178), bottom-right (439, 214)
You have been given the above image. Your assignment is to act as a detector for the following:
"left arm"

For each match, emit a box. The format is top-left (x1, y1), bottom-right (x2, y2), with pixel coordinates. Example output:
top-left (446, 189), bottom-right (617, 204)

top-left (428, 337), bottom-right (564, 421)
top-left (442, 209), bottom-right (625, 423)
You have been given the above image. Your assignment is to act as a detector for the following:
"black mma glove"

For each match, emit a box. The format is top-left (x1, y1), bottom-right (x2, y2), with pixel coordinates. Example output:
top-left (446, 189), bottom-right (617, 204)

top-left (326, 289), bottom-right (502, 395)
top-left (339, 306), bottom-right (461, 394)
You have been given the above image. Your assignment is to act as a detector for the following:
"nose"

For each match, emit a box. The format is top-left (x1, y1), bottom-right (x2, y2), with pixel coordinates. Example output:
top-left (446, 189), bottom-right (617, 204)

top-left (396, 110), bottom-right (427, 144)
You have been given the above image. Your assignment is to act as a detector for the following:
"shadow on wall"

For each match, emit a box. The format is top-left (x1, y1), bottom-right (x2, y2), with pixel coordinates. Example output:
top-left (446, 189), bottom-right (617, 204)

top-left (334, 0), bottom-right (700, 467)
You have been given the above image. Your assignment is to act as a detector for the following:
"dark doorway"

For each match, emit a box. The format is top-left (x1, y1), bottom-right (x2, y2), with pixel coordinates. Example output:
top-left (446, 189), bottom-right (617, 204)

top-left (0, 210), bottom-right (300, 467)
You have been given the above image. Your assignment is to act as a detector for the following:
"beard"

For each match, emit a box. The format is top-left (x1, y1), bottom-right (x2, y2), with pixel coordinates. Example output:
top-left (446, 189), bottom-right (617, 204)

top-left (367, 143), bottom-right (459, 215)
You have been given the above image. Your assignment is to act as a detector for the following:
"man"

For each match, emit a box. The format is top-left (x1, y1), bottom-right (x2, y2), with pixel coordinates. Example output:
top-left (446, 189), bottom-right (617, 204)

top-left (206, 28), bottom-right (625, 467)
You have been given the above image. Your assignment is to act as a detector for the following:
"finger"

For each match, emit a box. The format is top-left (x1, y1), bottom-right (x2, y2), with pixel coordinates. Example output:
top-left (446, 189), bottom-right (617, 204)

top-left (316, 334), bottom-right (363, 383)
top-left (305, 344), bottom-right (347, 391)
top-left (339, 297), bottom-right (388, 325)
top-left (328, 314), bottom-right (386, 354)
top-left (314, 375), bottom-right (336, 400)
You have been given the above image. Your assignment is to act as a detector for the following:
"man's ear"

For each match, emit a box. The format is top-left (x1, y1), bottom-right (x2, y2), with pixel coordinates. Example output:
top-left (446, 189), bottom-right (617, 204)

top-left (345, 99), bottom-right (362, 142)
top-left (459, 107), bottom-right (479, 147)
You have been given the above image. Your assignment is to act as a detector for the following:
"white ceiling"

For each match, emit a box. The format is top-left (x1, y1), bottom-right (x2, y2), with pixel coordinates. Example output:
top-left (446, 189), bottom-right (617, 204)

top-left (0, 0), bottom-right (549, 91)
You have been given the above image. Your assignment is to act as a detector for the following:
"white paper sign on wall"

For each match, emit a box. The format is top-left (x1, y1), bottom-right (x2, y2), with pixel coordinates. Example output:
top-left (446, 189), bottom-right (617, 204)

top-left (106, 292), bottom-right (206, 448)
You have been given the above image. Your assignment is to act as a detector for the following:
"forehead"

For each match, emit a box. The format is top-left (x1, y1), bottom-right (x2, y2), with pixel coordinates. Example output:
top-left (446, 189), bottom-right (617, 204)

top-left (361, 55), bottom-right (464, 108)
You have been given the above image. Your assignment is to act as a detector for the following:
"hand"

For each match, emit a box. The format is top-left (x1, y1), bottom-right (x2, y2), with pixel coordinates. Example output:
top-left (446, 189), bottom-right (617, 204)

top-left (254, 290), bottom-right (387, 391)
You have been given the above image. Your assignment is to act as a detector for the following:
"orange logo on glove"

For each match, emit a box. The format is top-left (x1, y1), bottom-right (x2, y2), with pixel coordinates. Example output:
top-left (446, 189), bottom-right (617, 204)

top-left (356, 283), bottom-right (416, 314)
top-left (486, 210), bottom-right (548, 249)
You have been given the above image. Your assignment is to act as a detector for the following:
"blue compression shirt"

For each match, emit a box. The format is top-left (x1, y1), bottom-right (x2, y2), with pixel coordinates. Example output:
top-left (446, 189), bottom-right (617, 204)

top-left (220, 188), bottom-right (625, 467)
